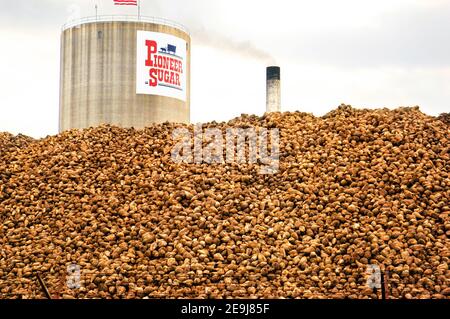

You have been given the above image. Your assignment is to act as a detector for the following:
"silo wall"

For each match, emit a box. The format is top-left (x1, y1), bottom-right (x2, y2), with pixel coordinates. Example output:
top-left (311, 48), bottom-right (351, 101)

top-left (59, 19), bottom-right (190, 132)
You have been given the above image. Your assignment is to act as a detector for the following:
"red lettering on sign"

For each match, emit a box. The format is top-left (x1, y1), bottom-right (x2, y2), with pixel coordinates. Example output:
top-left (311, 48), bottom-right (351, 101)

top-left (144, 39), bottom-right (184, 89)
top-left (145, 40), bottom-right (157, 67)
top-left (149, 69), bottom-right (157, 86)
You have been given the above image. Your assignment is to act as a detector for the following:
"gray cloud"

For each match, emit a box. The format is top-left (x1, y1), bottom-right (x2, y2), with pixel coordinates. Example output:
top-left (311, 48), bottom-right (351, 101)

top-left (279, 3), bottom-right (450, 68)
top-left (147, 1), bottom-right (450, 68)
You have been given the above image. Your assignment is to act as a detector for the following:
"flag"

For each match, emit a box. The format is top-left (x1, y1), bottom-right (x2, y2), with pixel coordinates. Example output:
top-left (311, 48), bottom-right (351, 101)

top-left (114, 0), bottom-right (137, 5)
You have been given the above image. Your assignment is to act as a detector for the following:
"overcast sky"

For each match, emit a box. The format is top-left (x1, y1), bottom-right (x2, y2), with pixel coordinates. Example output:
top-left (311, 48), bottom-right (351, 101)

top-left (0, 0), bottom-right (449, 138)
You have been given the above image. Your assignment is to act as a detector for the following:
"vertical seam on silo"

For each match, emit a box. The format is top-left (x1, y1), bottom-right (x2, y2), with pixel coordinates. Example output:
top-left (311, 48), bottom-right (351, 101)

top-left (71, 28), bottom-right (77, 129)
top-left (86, 25), bottom-right (91, 128)
top-left (109, 22), bottom-right (114, 125)
top-left (99, 23), bottom-right (105, 126)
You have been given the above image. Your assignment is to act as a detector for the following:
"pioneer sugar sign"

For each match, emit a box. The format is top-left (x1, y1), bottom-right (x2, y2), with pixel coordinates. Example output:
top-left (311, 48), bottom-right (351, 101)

top-left (136, 31), bottom-right (187, 101)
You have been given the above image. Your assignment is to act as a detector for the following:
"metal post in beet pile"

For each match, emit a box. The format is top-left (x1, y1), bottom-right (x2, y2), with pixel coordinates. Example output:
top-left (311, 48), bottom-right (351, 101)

top-left (36, 273), bottom-right (52, 299)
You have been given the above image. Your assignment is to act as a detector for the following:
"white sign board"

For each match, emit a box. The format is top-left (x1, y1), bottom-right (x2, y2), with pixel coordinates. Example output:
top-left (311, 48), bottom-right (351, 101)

top-left (136, 31), bottom-right (187, 101)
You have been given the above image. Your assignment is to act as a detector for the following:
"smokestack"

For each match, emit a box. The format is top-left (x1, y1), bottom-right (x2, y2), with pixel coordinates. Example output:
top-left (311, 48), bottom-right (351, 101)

top-left (266, 66), bottom-right (281, 113)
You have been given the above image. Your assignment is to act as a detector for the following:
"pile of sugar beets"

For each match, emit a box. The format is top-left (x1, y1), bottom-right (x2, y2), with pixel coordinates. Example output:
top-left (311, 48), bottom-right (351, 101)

top-left (0, 105), bottom-right (448, 299)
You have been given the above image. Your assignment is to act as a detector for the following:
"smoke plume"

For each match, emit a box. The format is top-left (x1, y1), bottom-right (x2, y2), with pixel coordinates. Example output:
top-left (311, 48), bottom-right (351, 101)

top-left (192, 28), bottom-right (276, 65)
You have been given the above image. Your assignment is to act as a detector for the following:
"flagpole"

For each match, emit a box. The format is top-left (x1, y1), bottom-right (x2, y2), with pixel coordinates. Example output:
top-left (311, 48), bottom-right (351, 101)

top-left (95, 4), bottom-right (98, 20)
top-left (138, 0), bottom-right (140, 20)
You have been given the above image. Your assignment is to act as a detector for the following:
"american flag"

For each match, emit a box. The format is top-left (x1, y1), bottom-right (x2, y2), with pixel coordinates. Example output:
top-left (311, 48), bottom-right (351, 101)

top-left (114, 0), bottom-right (137, 5)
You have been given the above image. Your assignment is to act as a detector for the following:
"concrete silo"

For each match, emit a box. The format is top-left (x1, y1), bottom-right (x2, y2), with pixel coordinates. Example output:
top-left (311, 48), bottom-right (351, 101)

top-left (59, 16), bottom-right (190, 132)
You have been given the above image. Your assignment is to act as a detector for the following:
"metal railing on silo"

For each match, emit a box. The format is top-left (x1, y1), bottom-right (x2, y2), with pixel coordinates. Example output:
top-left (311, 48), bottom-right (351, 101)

top-left (61, 15), bottom-right (190, 34)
